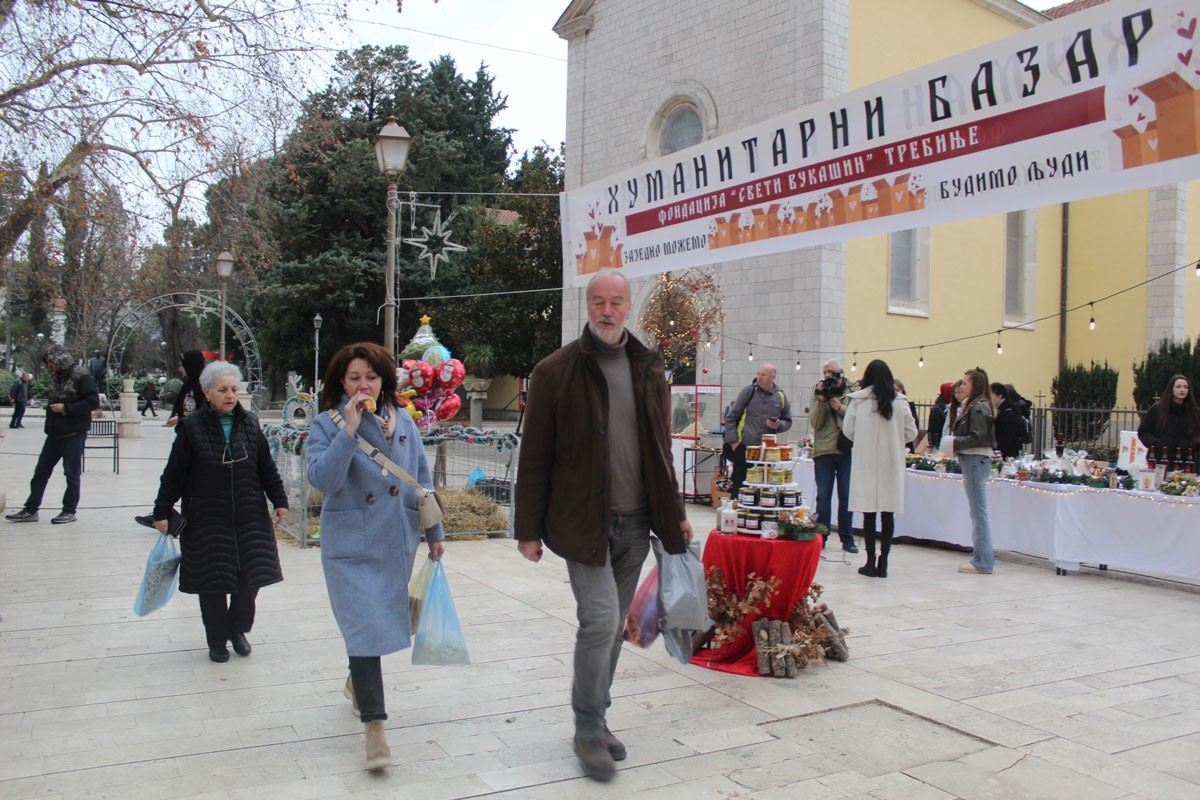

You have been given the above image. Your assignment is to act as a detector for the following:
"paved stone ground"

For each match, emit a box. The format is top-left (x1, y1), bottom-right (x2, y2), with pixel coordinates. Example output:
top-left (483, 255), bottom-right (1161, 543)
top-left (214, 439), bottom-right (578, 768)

top-left (3, 415), bottom-right (1200, 799)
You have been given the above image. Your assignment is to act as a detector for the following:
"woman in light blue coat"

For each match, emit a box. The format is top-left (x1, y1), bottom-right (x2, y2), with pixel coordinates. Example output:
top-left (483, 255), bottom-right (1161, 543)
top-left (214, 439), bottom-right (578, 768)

top-left (307, 341), bottom-right (445, 771)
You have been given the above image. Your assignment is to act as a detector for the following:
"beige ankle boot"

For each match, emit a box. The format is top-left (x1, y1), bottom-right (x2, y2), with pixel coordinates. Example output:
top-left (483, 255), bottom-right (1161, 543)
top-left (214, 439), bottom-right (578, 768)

top-left (343, 674), bottom-right (360, 716)
top-left (364, 720), bottom-right (391, 770)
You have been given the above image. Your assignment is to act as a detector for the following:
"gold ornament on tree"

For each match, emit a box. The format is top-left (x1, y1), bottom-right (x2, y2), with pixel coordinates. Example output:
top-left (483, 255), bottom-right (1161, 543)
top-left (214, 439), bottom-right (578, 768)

top-left (640, 269), bottom-right (724, 375)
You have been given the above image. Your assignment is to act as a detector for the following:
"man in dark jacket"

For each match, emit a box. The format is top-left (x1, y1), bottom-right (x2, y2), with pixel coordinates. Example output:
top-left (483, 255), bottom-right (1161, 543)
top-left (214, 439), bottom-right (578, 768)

top-left (9, 371), bottom-right (30, 428)
top-left (6, 344), bottom-right (100, 524)
top-left (990, 382), bottom-right (1024, 460)
top-left (516, 269), bottom-right (693, 782)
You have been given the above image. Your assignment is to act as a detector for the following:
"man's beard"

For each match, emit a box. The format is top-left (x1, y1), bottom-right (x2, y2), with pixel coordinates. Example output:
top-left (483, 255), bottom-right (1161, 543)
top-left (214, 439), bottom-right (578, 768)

top-left (588, 320), bottom-right (625, 346)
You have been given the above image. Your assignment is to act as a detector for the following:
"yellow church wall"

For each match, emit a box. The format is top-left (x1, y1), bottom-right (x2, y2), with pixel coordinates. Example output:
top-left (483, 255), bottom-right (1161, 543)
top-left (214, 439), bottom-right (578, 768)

top-left (1189, 178), bottom-right (1200, 340)
top-left (1060, 191), bottom-right (1150, 407)
top-left (845, 0), bottom-right (1053, 403)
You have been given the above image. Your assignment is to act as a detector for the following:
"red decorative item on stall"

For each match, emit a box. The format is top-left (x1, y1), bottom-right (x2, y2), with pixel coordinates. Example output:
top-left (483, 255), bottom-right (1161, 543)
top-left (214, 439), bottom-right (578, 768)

top-left (434, 393), bottom-right (461, 421)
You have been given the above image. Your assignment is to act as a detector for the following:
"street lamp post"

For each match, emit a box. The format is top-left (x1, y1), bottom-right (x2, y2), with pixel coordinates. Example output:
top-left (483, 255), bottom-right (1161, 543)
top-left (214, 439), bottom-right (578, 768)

top-left (372, 117), bottom-right (413, 358)
top-left (215, 250), bottom-right (235, 361)
top-left (312, 313), bottom-right (323, 393)
top-left (34, 332), bottom-right (44, 377)
top-left (160, 341), bottom-right (168, 372)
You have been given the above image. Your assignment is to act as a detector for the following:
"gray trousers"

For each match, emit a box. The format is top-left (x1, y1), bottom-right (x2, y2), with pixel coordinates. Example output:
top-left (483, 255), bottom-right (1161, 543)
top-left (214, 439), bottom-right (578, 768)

top-left (564, 513), bottom-right (651, 737)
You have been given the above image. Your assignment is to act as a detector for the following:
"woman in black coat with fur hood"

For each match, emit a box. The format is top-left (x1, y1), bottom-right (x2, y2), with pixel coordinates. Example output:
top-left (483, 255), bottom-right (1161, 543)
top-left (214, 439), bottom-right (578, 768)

top-left (153, 362), bottom-right (288, 662)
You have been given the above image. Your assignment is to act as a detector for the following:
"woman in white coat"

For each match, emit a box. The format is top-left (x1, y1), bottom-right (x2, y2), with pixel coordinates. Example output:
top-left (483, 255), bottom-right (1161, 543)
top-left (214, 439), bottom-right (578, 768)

top-left (307, 342), bottom-right (445, 771)
top-left (843, 359), bottom-right (917, 578)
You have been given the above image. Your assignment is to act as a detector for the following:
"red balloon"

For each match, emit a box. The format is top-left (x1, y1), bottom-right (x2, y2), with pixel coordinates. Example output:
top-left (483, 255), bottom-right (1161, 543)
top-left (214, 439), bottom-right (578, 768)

top-left (435, 393), bottom-right (461, 420)
top-left (410, 362), bottom-right (436, 394)
top-left (401, 359), bottom-right (417, 371)
top-left (436, 358), bottom-right (465, 390)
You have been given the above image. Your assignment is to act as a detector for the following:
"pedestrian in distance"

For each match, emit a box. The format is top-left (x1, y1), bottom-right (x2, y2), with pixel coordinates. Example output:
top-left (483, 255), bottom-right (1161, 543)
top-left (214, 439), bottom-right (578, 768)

top-left (9, 371), bottom-right (31, 428)
top-left (6, 345), bottom-right (99, 525)
top-left (151, 361), bottom-right (287, 661)
top-left (306, 341), bottom-right (446, 772)
top-left (948, 368), bottom-right (997, 574)
top-left (140, 375), bottom-right (159, 417)
top-left (516, 269), bottom-right (693, 782)
top-left (843, 360), bottom-right (917, 578)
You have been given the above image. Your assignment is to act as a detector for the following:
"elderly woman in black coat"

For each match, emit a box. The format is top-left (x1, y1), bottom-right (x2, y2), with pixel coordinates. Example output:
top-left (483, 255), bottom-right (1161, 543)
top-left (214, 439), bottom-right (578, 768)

top-left (153, 361), bottom-right (288, 662)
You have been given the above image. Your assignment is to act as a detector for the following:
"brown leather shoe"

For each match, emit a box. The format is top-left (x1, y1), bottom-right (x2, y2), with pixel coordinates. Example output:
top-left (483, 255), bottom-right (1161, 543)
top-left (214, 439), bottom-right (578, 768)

top-left (573, 735), bottom-right (616, 781)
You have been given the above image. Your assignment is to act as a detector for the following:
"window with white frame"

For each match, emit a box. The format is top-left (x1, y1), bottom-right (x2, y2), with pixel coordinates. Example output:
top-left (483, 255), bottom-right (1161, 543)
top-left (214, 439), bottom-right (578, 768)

top-left (1004, 210), bottom-right (1037, 327)
top-left (659, 104), bottom-right (703, 155)
top-left (888, 227), bottom-right (931, 316)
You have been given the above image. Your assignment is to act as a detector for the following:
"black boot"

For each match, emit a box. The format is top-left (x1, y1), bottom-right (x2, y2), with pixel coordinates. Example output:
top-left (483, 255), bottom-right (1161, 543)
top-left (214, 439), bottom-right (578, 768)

top-left (877, 515), bottom-right (894, 578)
top-left (857, 515), bottom-right (878, 577)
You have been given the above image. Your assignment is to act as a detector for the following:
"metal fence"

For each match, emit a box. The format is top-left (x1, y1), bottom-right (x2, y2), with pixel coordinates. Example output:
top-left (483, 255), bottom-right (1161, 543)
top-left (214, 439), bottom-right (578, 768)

top-left (264, 422), bottom-right (519, 547)
top-left (912, 401), bottom-right (1144, 461)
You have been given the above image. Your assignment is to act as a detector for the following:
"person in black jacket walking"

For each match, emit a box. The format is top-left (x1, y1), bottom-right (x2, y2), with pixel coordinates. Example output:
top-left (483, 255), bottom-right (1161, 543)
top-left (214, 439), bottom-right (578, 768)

top-left (9, 371), bottom-right (30, 428)
top-left (6, 345), bottom-right (99, 524)
top-left (152, 361), bottom-right (288, 662)
top-left (990, 383), bottom-right (1024, 460)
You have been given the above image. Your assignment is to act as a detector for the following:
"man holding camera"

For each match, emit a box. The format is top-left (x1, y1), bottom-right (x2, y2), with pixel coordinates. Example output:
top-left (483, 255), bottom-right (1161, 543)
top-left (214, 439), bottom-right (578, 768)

top-left (810, 358), bottom-right (858, 552)
top-left (723, 363), bottom-right (791, 495)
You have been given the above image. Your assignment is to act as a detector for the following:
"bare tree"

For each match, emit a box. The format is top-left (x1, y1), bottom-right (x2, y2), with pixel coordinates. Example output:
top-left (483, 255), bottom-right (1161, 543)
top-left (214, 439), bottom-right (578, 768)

top-left (0, 0), bottom-right (355, 261)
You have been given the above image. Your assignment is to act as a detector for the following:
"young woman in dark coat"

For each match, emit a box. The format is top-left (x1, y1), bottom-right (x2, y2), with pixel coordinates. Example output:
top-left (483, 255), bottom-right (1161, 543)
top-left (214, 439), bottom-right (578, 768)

top-left (1137, 374), bottom-right (1200, 464)
top-left (152, 361), bottom-right (288, 662)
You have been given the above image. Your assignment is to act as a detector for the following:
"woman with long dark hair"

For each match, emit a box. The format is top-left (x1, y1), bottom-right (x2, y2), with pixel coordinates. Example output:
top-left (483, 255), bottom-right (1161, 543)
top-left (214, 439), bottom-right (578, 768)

top-left (950, 368), bottom-right (996, 574)
top-left (842, 359), bottom-right (916, 578)
top-left (1137, 374), bottom-right (1200, 464)
top-left (306, 342), bottom-right (445, 772)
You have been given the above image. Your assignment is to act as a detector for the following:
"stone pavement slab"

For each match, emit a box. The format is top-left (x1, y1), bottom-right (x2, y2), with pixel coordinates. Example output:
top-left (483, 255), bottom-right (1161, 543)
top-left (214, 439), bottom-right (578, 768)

top-left (2, 418), bottom-right (1199, 798)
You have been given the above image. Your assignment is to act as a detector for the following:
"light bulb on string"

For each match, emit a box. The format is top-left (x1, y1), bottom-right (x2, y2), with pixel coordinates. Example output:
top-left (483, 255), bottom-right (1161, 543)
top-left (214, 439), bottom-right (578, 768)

top-left (851, 353), bottom-right (857, 372)
top-left (1089, 302), bottom-right (1096, 330)
top-left (996, 331), bottom-right (1003, 355)
top-left (795, 352), bottom-right (801, 371)
top-left (748, 346), bottom-right (754, 362)
top-left (918, 347), bottom-right (924, 369)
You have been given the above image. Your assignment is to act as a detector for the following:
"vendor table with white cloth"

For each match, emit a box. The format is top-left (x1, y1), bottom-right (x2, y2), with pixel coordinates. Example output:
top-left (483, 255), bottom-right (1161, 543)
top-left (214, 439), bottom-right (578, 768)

top-left (794, 459), bottom-right (1200, 580)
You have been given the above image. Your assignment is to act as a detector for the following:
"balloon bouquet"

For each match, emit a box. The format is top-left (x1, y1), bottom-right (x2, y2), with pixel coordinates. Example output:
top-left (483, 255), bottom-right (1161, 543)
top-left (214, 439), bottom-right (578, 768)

top-left (395, 315), bottom-right (464, 430)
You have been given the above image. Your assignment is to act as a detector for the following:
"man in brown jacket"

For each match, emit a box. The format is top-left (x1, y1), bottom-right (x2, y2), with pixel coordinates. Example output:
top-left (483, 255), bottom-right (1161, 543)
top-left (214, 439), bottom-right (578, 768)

top-left (516, 269), bottom-right (693, 782)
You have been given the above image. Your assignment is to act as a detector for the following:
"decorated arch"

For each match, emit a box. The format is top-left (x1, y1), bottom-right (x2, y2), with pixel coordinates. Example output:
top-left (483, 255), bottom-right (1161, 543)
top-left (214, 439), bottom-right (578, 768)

top-left (106, 292), bottom-right (264, 405)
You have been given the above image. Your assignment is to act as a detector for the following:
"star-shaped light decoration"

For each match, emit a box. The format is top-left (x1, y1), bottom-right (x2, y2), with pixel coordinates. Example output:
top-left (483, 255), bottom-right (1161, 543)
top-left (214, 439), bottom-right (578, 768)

top-left (403, 209), bottom-right (466, 279)
top-left (184, 292), bottom-right (216, 326)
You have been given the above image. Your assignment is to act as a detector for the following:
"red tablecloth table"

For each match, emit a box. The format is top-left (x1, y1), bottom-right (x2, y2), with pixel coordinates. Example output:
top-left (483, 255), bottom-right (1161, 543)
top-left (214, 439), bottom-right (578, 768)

top-left (690, 531), bottom-right (822, 675)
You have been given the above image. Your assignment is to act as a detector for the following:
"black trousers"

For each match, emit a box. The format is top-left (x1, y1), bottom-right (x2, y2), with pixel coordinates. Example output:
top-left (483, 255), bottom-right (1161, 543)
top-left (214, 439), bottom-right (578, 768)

top-left (10, 401), bottom-right (25, 427)
top-left (349, 656), bottom-right (387, 723)
top-left (724, 442), bottom-right (749, 495)
top-left (197, 570), bottom-right (258, 646)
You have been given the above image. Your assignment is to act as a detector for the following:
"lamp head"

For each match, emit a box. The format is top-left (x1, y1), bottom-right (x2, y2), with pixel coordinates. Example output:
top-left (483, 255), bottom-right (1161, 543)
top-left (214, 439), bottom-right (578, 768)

top-left (373, 116), bottom-right (413, 177)
top-left (216, 250), bottom-right (235, 279)
top-left (313, 313), bottom-right (323, 331)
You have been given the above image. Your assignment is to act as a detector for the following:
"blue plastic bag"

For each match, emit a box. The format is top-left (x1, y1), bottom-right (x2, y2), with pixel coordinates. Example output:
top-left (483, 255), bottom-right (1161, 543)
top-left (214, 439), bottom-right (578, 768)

top-left (623, 565), bottom-right (660, 647)
top-left (411, 560), bottom-right (470, 665)
top-left (651, 538), bottom-right (710, 664)
top-left (466, 467), bottom-right (486, 488)
top-left (133, 534), bottom-right (181, 616)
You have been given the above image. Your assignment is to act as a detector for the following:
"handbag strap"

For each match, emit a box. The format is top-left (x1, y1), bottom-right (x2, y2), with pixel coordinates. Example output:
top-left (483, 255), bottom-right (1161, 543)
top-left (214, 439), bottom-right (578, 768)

top-left (326, 409), bottom-right (426, 491)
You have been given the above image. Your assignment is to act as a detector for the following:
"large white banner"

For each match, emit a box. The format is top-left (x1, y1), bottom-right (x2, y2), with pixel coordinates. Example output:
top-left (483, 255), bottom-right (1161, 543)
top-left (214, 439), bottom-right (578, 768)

top-left (561, 0), bottom-right (1200, 286)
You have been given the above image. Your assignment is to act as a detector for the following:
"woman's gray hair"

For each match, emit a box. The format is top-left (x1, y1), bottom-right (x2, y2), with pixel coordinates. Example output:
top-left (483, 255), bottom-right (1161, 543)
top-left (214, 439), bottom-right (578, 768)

top-left (199, 360), bottom-right (243, 391)
top-left (822, 358), bottom-right (842, 371)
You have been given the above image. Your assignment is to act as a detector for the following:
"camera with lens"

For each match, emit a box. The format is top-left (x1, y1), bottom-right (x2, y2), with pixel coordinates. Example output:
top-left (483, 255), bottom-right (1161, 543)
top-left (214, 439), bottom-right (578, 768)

top-left (814, 370), bottom-right (847, 400)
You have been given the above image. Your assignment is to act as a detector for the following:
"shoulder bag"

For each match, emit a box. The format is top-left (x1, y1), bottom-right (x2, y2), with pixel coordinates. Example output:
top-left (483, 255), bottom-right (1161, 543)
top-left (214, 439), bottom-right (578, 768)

top-left (326, 410), bottom-right (444, 529)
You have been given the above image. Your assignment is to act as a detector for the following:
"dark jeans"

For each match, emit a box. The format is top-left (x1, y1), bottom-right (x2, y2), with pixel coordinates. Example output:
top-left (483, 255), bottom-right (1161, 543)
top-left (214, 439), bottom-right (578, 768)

top-left (813, 452), bottom-right (853, 543)
top-left (141, 398), bottom-right (156, 416)
top-left (198, 570), bottom-right (259, 645)
top-left (349, 655), bottom-right (387, 723)
top-left (564, 513), bottom-right (651, 737)
top-left (23, 433), bottom-right (86, 514)
top-left (10, 401), bottom-right (25, 427)
top-left (724, 442), bottom-right (748, 495)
